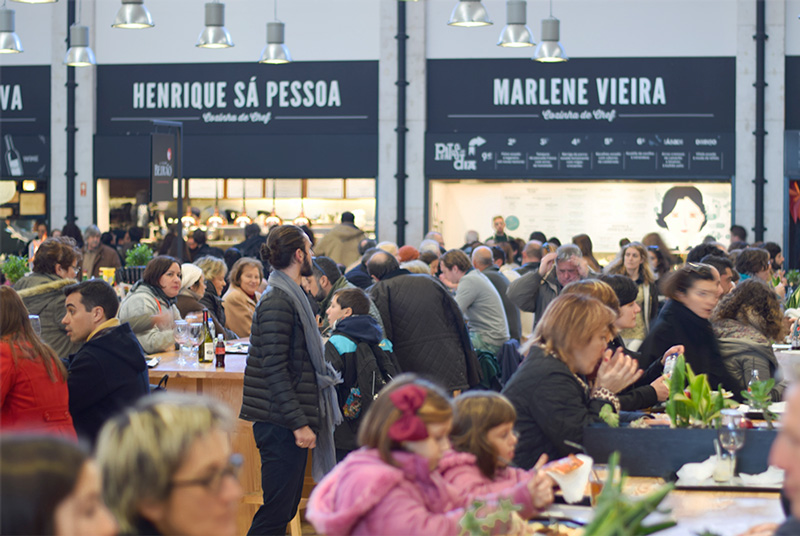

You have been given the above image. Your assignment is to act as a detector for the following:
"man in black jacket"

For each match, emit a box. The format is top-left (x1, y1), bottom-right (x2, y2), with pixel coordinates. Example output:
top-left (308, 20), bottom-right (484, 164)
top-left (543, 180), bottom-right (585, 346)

top-left (62, 280), bottom-right (150, 445)
top-left (367, 250), bottom-right (481, 392)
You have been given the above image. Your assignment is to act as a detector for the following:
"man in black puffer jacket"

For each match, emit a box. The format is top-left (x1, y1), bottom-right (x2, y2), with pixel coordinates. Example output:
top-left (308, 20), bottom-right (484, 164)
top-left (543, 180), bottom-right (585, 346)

top-left (240, 225), bottom-right (327, 536)
top-left (367, 250), bottom-right (481, 392)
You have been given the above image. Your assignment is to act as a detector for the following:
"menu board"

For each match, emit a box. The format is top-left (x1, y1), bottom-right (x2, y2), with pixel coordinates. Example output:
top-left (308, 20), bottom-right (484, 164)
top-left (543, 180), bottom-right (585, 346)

top-left (426, 132), bottom-right (732, 179)
top-left (429, 180), bottom-right (731, 254)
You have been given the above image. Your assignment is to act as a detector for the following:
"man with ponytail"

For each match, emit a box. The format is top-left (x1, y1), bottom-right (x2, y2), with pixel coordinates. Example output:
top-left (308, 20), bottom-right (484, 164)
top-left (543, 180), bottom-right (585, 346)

top-left (240, 224), bottom-right (342, 536)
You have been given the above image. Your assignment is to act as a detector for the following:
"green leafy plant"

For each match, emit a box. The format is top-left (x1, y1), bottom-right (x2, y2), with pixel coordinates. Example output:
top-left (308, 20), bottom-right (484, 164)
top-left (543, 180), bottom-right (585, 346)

top-left (600, 404), bottom-right (619, 428)
top-left (584, 451), bottom-right (676, 535)
top-left (788, 284), bottom-right (800, 310)
top-left (786, 269), bottom-right (800, 287)
top-left (125, 243), bottom-right (154, 267)
top-left (459, 498), bottom-right (520, 536)
top-left (664, 354), bottom-right (736, 428)
top-left (741, 378), bottom-right (777, 430)
top-left (0, 255), bottom-right (29, 283)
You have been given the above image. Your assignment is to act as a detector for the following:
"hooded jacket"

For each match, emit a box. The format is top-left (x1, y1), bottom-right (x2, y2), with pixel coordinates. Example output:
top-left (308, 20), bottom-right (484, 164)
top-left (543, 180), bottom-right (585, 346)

top-left (14, 273), bottom-right (81, 358)
top-left (436, 450), bottom-right (537, 519)
top-left (118, 282), bottom-right (181, 354)
top-left (314, 223), bottom-right (365, 268)
top-left (713, 318), bottom-right (786, 402)
top-left (67, 321), bottom-right (150, 444)
top-left (306, 449), bottom-right (466, 536)
top-left (325, 315), bottom-right (397, 451)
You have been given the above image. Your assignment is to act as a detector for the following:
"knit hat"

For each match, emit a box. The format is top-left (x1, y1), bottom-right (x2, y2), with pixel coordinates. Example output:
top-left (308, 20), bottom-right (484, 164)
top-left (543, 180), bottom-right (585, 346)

top-left (180, 263), bottom-right (203, 291)
top-left (398, 245), bottom-right (420, 263)
top-left (598, 274), bottom-right (638, 307)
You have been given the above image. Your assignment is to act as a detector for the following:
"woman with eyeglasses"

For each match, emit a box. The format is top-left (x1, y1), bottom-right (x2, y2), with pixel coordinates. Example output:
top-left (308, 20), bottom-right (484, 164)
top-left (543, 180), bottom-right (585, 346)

top-left (637, 263), bottom-right (740, 398)
top-left (96, 393), bottom-right (242, 536)
top-left (603, 242), bottom-right (658, 351)
top-left (14, 236), bottom-right (83, 358)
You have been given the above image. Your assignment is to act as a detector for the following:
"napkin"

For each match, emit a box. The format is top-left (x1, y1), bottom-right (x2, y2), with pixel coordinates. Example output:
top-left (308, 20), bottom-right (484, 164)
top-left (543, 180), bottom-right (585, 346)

top-left (545, 454), bottom-right (593, 504)
top-left (739, 466), bottom-right (785, 486)
top-left (676, 456), bottom-right (716, 483)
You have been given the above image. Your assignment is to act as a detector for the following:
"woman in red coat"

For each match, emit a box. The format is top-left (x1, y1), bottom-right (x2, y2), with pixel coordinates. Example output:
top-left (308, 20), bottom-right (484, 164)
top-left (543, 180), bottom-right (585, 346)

top-left (0, 286), bottom-right (76, 439)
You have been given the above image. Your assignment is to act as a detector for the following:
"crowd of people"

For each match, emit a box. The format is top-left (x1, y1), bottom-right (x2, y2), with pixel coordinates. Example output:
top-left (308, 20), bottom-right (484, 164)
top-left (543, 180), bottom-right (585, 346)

top-left (2, 212), bottom-right (799, 536)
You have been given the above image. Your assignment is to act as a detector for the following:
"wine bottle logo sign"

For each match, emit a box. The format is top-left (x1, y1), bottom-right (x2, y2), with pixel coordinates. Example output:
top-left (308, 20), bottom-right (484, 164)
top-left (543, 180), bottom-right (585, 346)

top-left (4, 135), bottom-right (23, 177)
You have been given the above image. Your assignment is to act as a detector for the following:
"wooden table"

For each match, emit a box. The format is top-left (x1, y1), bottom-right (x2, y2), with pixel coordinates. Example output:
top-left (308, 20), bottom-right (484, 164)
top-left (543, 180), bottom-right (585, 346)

top-left (148, 348), bottom-right (315, 536)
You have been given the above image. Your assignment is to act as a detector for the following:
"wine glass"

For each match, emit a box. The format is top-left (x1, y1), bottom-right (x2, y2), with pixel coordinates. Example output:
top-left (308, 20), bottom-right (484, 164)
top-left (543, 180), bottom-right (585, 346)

top-left (173, 320), bottom-right (190, 366)
top-left (718, 409), bottom-right (745, 478)
top-left (187, 323), bottom-right (204, 365)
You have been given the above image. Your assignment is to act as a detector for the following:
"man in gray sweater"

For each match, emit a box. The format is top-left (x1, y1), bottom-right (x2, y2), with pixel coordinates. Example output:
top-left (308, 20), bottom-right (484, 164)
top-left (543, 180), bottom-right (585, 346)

top-left (440, 249), bottom-right (509, 356)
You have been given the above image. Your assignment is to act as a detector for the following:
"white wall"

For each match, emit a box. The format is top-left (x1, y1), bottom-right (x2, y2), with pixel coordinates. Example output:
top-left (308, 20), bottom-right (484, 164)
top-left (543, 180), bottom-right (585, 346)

top-left (426, 0), bottom-right (737, 59)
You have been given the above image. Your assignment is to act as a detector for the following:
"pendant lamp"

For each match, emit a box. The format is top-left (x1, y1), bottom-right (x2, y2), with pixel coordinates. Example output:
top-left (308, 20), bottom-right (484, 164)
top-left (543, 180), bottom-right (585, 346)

top-left (259, 0), bottom-right (290, 64)
top-left (448, 0), bottom-right (491, 28)
top-left (0, 7), bottom-right (22, 53)
top-left (497, 0), bottom-right (534, 47)
top-left (533, 0), bottom-right (567, 62)
top-left (197, 1), bottom-right (233, 49)
top-left (112, 0), bottom-right (154, 29)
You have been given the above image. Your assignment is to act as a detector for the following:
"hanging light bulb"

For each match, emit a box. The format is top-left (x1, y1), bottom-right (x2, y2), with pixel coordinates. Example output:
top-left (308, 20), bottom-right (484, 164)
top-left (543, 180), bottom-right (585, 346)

top-left (64, 25), bottom-right (96, 66)
top-left (448, 0), bottom-right (492, 28)
top-left (10, 0), bottom-right (57, 4)
top-left (234, 185), bottom-right (252, 227)
top-left (112, 0), bottom-right (154, 29)
top-left (497, 0), bottom-right (534, 47)
top-left (293, 197), bottom-right (309, 227)
top-left (265, 180), bottom-right (282, 228)
top-left (259, 21), bottom-right (290, 64)
top-left (0, 8), bottom-right (23, 54)
top-left (206, 181), bottom-right (226, 227)
top-left (533, 0), bottom-right (566, 62)
top-left (181, 207), bottom-right (199, 228)
top-left (197, 1), bottom-right (234, 49)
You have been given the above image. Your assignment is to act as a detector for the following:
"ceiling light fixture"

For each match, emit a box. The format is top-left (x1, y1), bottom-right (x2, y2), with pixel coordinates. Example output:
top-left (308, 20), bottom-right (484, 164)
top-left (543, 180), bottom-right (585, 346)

top-left (0, 7), bottom-right (23, 54)
top-left (533, 0), bottom-right (566, 62)
top-left (448, 0), bottom-right (492, 28)
top-left (197, 1), bottom-right (233, 49)
top-left (112, 0), bottom-right (154, 29)
top-left (259, 1), bottom-right (290, 64)
top-left (64, 25), bottom-right (96, 66)
top-left (10, 0), bottom-right (56, 4)
top-left (497, 0), bottom-right (534, 47)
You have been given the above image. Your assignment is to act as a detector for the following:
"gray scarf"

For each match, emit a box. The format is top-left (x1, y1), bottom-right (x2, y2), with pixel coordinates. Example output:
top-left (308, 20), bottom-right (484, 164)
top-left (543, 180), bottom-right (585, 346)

top-left (267, 269), bottom-right (342, 481)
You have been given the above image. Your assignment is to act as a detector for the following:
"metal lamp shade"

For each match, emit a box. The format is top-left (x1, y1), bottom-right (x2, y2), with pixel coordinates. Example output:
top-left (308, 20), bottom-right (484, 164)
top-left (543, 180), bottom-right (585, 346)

top-left (10, 0), bottom-right (57, 4)
top-left (112, 0), bottom-right (154, 29)
top-left (533, 17), bottom-right (567, 62)
top-left (497, 0), bottom-right (533, 47)
top-left (197, 3), bottom-right (233, 48)
top-left (0, 9), bottom-right (22, 54)
top-left (64, 25), bottom-right (96, 66)
top-left (448, 0), bottom-right (492, 27)
top-left (259, 22), bottom-right (291, 64)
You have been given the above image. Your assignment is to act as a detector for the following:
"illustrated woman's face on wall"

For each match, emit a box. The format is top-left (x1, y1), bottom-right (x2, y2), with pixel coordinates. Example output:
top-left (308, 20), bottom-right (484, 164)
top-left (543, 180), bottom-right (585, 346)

top-left (663, 197), bottom-right (705, 238)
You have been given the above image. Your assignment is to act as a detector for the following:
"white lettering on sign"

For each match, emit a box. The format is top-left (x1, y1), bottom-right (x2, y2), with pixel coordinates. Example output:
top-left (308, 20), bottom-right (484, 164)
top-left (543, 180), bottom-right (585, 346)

top-left (133, 81), bottom-right (229, 110)
top-left (265, 80), bottom-right (342, 108)
top-left (433, 142), bottom-right (478, 171)
top-left (0, 85), bottom-right (23, 111)
top-left (153, 163), bottom-right (173, 176)
top-left (493, 76), bottom-right (665, 106)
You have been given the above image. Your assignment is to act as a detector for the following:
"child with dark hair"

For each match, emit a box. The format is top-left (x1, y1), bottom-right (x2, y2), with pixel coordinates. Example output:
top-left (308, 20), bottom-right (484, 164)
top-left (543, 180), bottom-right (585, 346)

top-left (324, 287), bottom-right (399, 461)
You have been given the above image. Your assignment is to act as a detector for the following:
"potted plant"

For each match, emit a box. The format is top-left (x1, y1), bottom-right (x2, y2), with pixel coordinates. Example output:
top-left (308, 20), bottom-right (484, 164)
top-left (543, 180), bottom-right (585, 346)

top-left (585, 355), bottom-right (778, 478)
top-left (120, 243), bottom-right (154, 284)
top-left (0, 255), bottom-right (29, 284)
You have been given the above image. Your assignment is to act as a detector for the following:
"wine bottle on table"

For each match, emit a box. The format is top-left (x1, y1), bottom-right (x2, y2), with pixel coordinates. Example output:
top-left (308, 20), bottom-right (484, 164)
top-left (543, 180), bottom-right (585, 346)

top-left (200, 309), bottom-right (214, 363)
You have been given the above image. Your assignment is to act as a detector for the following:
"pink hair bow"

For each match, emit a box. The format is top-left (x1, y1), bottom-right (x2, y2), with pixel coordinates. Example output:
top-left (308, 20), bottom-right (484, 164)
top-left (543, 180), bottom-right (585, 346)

top-left (388, 385), bottom-right (428, 442)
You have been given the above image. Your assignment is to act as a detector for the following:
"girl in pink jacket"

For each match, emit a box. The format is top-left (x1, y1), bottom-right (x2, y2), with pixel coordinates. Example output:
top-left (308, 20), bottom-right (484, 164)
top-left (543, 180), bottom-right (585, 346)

top-left (439, 391), bottom-right (555, 519)
top-left (306, 376), bottom-right (544, 536)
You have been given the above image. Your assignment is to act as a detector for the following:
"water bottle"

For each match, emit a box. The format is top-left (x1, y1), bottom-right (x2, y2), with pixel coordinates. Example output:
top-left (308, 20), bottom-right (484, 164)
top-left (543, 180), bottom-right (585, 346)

top-left (663, 353), bottom-right (678, 379)
top-left (747, 369), bottom-right (760, 393)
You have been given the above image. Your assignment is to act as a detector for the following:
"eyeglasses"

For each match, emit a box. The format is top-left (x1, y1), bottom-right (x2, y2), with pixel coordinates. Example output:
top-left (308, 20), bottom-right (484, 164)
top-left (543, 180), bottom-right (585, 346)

top-left (170, 453), bottom-right (243, 494)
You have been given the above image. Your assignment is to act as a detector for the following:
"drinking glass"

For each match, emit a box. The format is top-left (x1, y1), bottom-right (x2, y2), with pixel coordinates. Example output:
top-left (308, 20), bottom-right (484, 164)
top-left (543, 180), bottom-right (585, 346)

top-left (187, 323), bottom-right (204, 365)
top-left (28, 315), bottom-right (41, 337)
top-left (718, 409), bottom-right (745, 477)
top-left (173, 320), bottom-right (190, 366)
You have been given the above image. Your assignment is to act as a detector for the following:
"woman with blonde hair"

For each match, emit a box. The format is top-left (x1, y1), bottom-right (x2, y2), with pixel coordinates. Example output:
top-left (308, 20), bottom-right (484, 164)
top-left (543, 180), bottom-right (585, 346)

top-left (195, 256), bottom-right (238, 339)
top-left (1, 287), bottom-right (76, 438)
top-left (712, 278), bottom-right (788, 401)
top-left (96, 393), bottom-right (242, 536)
top-left (502, 294), bottom-right (641, 468)
top-left (603, 242), bottom-right (658, 350)
top-left (222, 257), bottom-right (263, 338)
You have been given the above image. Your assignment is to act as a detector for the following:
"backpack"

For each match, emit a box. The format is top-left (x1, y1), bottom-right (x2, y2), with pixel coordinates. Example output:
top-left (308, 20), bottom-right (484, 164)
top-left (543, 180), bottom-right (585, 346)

top-left (331, 335), bottom-right (401, 420)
